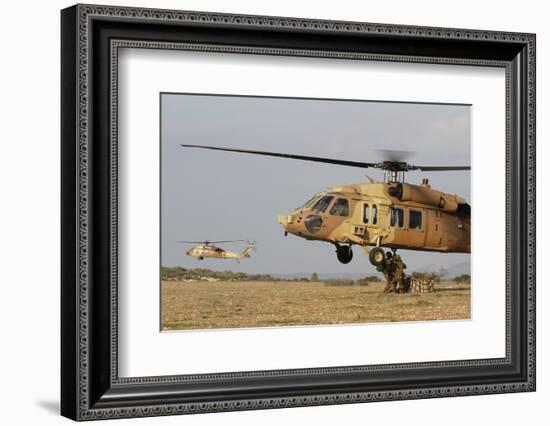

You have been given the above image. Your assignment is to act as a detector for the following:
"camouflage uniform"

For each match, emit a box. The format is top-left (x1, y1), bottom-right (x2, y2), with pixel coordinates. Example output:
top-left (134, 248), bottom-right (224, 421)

top-left (390, 255), bottom-right (406, 293)
top-left (379, 253), bottom-right (395, 293)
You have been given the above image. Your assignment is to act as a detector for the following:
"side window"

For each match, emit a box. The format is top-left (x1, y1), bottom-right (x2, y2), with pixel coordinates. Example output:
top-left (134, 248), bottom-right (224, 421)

top-left (372, 204), bottom-right (378, 225)
top-left (391, 207), bottom-right (404, 227)
top-left (329, 198), bottom-right (349, 217)
top-left (363, 204), bottom-right (369, 223)
top-left (409, 210), bottom-right (422, 230)
top-left (312, 196), bottom-right (334, 213)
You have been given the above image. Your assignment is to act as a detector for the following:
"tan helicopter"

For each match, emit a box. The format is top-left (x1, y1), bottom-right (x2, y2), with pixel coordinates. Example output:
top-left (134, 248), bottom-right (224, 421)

top-left (174, 240), bottom-right (255, 261)
top-left (180, 144), bottom-right (470, 268)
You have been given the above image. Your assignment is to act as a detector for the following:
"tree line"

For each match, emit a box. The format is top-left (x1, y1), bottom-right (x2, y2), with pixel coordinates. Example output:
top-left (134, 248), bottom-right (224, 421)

top-left (161, 267), bottom-right (470, 284)
top-left (161, 267), bottom-right (278, 282)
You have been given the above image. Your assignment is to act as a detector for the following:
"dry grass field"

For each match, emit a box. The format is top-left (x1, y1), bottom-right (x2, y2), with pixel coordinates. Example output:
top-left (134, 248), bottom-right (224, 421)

top-left (161, 280), bottom-right (470, 331)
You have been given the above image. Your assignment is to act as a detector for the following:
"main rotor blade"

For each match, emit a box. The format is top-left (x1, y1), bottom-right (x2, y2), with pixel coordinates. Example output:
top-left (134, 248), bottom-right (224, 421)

top-left (172, 240), bottom-right (248, 244)
top-left (413, 165), bottom-right (471, 171)
top-left (181, 144), bottom-right (378, 169)
top-left (181, 144), bottom-right (470, 172)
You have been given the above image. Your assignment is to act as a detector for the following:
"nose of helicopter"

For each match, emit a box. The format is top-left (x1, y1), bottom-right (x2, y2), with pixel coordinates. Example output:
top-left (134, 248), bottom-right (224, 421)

top-left (277, 212), bottom-right (303, 235)
top-left (277, 214), bottom-right (290, 227)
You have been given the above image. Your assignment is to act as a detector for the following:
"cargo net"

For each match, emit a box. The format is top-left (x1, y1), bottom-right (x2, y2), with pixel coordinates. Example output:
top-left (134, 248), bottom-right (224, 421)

top-left (410, 278), bottom-right (435, 293)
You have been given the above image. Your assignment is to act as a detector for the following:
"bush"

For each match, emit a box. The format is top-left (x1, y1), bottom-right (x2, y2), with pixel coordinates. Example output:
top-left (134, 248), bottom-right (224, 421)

top-left (453, 274), bottom-right (471, 283)
top-left (362, 275), bottom-right (380, 282)
top-left (355, 278), bottom-right (370, 286)
top-left (323, 279), bottom-right (356, 286)
top-left (411, 268), bottom-right (447, 283)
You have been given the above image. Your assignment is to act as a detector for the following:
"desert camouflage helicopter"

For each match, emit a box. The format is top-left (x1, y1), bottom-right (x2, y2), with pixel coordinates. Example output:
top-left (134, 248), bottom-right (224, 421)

top-left (180, 145), bottom-right (470, 268)
top-left (174, 240), bottom-right (255, 261)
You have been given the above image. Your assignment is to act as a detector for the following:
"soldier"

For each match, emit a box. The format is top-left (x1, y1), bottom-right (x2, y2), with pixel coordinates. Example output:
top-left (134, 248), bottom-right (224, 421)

top-left (379, 251), bottom-right (395, 293)
top-left (390, 254), bottom-right (407, 293)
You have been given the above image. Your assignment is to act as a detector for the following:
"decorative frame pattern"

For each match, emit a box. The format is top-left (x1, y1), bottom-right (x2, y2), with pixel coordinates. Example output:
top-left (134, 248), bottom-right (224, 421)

top-left (61, 4), bottom-right (535, 421)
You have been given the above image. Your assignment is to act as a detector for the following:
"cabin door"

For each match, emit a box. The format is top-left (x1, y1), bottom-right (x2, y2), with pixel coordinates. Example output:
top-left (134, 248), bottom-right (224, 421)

top-left (316, 197), bottom-right (351, 240)
top-left (426, 209), bottom-right (444, 249)
top-left (390, 205), bottom-right (407, 244)
top-left (403, 208), bottom-right (426, 248)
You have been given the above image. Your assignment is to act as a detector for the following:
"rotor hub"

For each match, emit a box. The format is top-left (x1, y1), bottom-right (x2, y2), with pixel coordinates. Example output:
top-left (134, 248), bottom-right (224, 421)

top-left (375, 161), bottom-right (413, 172)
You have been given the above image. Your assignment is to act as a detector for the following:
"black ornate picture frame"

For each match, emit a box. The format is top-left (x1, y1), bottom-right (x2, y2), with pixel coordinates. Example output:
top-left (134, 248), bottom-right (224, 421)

top-left (61, 4), bottom-right (536, 421)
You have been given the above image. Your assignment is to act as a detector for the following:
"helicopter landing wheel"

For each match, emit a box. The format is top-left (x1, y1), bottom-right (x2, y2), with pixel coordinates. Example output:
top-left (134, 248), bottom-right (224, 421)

top-left (369, 247), bottom-right (385, 266)
top-left (335, 245), bottom-right (353, 264)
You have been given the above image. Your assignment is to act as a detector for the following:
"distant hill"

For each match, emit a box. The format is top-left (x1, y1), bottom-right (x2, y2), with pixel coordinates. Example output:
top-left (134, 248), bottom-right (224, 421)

top-left (411, 261), bottom-right (470, 279)
top-left (161, 267), bottom-right (378, 282)
top-left (269, 260), bottom-right (469, 281)
top-left (162, 262), bottom-right (469, 283)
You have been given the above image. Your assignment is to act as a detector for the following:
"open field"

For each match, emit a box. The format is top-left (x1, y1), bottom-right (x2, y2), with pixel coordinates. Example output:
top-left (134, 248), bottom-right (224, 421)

top-left (161, 280), bottom-right (470, 331)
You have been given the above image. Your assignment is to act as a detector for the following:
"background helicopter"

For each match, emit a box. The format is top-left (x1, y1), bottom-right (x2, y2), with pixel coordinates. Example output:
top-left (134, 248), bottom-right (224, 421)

top-left (173, 240), bottom-right (255, 261)
top-left (180, 144), bottom-right (470, 269)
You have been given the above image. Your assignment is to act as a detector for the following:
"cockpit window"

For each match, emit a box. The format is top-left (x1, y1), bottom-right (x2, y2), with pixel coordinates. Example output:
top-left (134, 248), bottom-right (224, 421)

top-left (302, 194), bottom-right (322, 209)
top-left (329, 198), bottom-right (349, 216)
top-left (312, 196), bottom-right (334, 213)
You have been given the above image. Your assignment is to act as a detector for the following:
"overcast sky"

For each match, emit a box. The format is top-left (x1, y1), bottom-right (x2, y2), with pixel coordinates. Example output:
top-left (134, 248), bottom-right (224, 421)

top-left (161, 93), bottom-right (471, 276)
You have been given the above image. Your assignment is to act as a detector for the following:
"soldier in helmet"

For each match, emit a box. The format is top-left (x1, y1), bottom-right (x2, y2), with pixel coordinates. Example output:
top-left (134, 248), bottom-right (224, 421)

top-left (390, 254), bottom-right (407, 293)
top-left (378, 251), bottom-right (395, 293)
